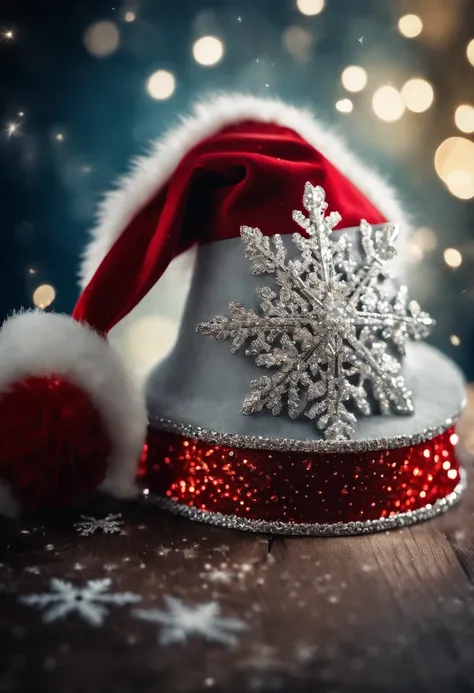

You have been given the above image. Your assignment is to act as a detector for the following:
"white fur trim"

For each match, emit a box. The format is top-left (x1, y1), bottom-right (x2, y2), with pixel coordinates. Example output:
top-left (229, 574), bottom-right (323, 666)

top-left (0, 311), bottom-right (147, 508)
top-left (79, 92), bottom-right (411, 288)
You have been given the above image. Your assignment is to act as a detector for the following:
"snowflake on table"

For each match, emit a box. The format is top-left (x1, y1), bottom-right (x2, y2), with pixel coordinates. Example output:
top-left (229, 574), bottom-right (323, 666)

top-left (198, 183), bottom-right (433, 440)
top-left (73, 513), bottom-right (124, 537)
top-left (133, 596), bottom-right (247, 646)
top-left (19, 578), bottom-right (141, 626)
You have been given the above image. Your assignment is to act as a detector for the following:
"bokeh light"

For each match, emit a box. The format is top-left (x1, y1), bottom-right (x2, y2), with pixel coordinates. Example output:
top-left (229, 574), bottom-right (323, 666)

top-left (413, 227), bottom-right (437, 252)
top-left (283, 26), bottom-right (313, 62)
top-left (451, 334), bottom-right (461, 346)
top-left (444, 248), bottom-right (463, 268)
top-left (372, 86), bottom-right (405, 122)
top-left (341, 65), bottom-right (367, 93)
top-left (401, 78), bottom-right (434, 113)
top-left (124, 11), bottom-right (136, 22)
top-left (467, 39), bottom-right (474, 67)
top-left (398, 14), bottom-right (423, 38)
top-left (33, 284), bottom-right (56, 309)
top-left (296, 0), bottom-right (325, 16)
top-left (147, 70), bottom-right (176, 100)
top-left (336, 98), bottom-right (353, 114)
top-left (455, 104), bottom-right (474, 133)
top-left (407, 242), bottom-right (424, 265)
top-left (192, 36), bottom-right (224, 66)
top-left (124, 316), bottom-right (180, 382)
top-left (435, 137), bottom-right (474, 199)
top-left (83, 21), bottom-right (120, 57)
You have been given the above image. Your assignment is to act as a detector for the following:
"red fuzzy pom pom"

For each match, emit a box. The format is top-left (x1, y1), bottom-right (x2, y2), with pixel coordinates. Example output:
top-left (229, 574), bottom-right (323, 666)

top-left (0, 375), bottom-right (112, 511)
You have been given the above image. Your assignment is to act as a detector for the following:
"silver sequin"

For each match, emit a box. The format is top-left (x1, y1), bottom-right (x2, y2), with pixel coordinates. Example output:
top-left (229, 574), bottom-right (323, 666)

top-left (143, 472), bottom-right (466, 537)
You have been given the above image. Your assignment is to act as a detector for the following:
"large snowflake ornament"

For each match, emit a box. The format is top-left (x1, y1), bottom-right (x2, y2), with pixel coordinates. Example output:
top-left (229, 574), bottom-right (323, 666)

top-left (198, 183), bottom-right (433, 441)
top-left (20, 578), bottom-right (141, 626)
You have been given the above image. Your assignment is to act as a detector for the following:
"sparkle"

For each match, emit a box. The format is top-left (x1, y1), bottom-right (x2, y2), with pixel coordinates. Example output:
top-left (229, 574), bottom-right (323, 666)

top-left (20, 578), bottom-right (141, 626)
top-left (200, 566), bottom-right (234, 584)
top-left (198, 183), bottom-right (433, 441)
top-left (2, 30), bottom-right (14, 41)
top-left (134, 596), bottom-right (247, 645)
top-left (183, 546), bottom-right (197, 559)
top-left (73, 514), bottom-right (123, 537)
top-left (6, 122), bottom-right (19, 137)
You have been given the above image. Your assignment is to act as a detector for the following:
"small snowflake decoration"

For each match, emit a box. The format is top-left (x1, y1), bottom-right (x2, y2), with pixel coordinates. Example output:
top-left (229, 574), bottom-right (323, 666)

top-left (73, 513), bottom-right (124, 537)
top-left (19, 578), bottom-right (141, 626)
top-left (134, 596), bottom-right (247, 646)
top-left (198, 183), bottom-right (433, 440)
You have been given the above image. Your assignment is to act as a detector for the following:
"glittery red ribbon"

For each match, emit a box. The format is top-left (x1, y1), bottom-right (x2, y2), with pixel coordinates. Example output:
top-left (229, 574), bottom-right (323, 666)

top-left (139, 427), bottom-right (461, 526)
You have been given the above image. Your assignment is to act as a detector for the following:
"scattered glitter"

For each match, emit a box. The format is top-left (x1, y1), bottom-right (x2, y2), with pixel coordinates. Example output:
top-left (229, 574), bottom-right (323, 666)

top-left (295, 642), bottom-right (318, 663)
top-left (200, 567), bottom-right (234, 584)
top-left (24, 566), bottom-right (40, 575)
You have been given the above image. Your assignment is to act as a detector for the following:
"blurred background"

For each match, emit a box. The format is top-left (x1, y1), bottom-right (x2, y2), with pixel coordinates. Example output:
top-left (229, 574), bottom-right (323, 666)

top-left (1, 0), bottom-right (474, 382)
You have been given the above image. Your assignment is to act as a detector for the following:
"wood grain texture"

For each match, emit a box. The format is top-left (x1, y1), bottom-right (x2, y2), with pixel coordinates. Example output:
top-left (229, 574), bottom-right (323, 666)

top-left (1, 390), bottom-right (474, 693)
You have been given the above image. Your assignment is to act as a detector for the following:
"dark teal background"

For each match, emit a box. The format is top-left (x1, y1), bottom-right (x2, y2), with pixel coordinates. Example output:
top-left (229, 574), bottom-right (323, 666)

top-left (1, 0), bottom-right (473, 375)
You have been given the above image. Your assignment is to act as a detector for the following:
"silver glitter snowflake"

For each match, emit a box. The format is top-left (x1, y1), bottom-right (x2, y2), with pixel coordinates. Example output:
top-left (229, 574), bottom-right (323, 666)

top-left (133, 596), bottom-right (247, 646)
top-left (19, 578), bottom-right (141, 626)
top-left (73, 513), bottom-right (124, 537)
top-left (198, 183), bottom-right (433, 441)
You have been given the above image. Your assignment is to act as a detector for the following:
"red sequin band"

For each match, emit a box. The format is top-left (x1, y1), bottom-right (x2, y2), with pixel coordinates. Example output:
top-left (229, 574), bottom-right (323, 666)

top-left (139, 427), bottom-right (463, 535)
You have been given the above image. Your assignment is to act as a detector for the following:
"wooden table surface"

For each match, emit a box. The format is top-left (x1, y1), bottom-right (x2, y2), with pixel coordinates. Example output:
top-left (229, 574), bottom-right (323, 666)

top-left (1, 390), bottom-right (474, 693)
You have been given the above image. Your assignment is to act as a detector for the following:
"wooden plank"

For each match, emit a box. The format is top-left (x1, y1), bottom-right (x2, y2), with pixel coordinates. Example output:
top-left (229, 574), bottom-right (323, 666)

top-left (0, 395), bottom-right (473, 692)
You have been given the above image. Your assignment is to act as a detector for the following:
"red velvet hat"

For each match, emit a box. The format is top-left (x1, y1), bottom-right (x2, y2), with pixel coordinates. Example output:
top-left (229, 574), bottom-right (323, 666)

top-left (0, 95), bottom-right (465, 534)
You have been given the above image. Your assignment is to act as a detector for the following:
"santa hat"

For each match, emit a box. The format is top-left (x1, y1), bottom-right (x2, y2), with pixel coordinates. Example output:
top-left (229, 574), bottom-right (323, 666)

top-left (0, 94), bottom-right (465, 534)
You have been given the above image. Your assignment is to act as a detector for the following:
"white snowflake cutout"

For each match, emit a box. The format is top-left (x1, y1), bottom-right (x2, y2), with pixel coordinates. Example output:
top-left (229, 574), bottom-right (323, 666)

top-left (133, 596), bottom-right (247, 646)
top-left (19, 578), bottom-right (141, 626)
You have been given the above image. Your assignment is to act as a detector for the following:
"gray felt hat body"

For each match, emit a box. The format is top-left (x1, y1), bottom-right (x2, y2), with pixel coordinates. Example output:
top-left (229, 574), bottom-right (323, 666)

top-left (146, 233), bottom-right (465, 450)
